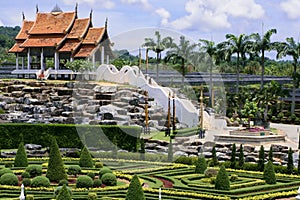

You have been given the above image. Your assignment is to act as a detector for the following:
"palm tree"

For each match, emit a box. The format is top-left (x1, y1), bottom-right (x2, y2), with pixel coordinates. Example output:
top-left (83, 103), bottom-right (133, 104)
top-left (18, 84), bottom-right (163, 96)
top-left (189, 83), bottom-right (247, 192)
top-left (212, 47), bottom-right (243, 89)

top-left (143, 31), bottom-right (174, 83)
top-left (250, 29), bottom-right (277, 89)
top-left (276, 37), bottom-right (300, 114)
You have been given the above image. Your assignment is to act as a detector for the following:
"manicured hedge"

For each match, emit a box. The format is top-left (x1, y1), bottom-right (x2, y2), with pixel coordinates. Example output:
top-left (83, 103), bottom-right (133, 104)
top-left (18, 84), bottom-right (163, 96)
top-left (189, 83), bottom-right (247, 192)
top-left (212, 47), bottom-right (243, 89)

top-left (0, 124), bottom-right (141, 151)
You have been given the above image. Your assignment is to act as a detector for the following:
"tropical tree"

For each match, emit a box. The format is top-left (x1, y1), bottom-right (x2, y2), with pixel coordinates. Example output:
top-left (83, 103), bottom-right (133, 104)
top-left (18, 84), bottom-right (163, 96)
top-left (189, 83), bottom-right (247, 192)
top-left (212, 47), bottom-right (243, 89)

top-left (143, 31), bottom-right (174, 83)
top-left (276, 37), bottom-right (300, 114)
top-left (250, 28), bottom-right (277, 89)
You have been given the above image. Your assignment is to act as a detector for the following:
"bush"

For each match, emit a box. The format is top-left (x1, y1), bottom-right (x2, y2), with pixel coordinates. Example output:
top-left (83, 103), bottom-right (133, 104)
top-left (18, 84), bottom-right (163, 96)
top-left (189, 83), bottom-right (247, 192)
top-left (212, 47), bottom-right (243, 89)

top-left (195, 156), bottom-right (207, 174)
top-left (79, 146), bottom-right (94, 168)
top-left (46, 137), bottom-right (67, 182)
top-left (4, 162), bottom-right (13, 168)
top-left (95, 162), bottom-right (103, 168)
top-left (287, 147), bottom-right (294, 174)
top-left (54, 185), bottom-right (72, 198)
top-left (0, 168), bottom-right (13, 177)
top-left (88, 192), bottom-right (98, 200)
top-left (264, 160), bottom-right (276, 184)
top-left (67, 165), bottom-right (81, 177)
top-left (31, 176), bottom-right (50, 187)
top-left (58, 179), bottom-right (69, 186)
top-left (215, 165), bottom-right (230, 190)
top-left (14, 141), bottom-right (28, 167)
top-left (126, 174), bottom-right (145, 200)
top-left (26, 165), bottom-right (42, 178)
top-left (56, 184), bottom-right (72, 200)
top-left (210, 146), bottom-right (218, 167)
top-left (22, 178), bottom-right (31, 187)
top-left (93, 179), bottom-right (102, 187)
top-left (204, 168), bottom-right (218, 178)
top-left (101, 173), bottom-right (117, 186)
top-left (230, 143), bottom-right (236, 169)
top-left (230, 174), bottom-right (238, 182)
top-left (87, 172), bottom-right (95, 179)
top-left (99, 167), bottom-right (112, 178)
top-left (21, 171), bottom-right (31, 179)
top-left (76, 175), bottom-right (93, 188)
top-left (26, 195), bottom-right (34, 200)
top-left (0, 173), bottom-right (18, 186)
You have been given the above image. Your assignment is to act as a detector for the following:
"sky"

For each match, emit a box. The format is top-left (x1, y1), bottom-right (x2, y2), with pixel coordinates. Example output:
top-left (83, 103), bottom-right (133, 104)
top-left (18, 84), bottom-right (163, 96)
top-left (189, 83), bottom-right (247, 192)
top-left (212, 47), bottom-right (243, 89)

top-left (1, 0), bottom-right (300, 58)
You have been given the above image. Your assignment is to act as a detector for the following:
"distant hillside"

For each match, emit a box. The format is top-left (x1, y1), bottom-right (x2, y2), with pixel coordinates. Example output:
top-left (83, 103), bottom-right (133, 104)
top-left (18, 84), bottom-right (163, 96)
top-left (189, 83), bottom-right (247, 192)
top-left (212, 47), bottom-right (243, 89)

top-left (0, 26), bottom-right (20, 49)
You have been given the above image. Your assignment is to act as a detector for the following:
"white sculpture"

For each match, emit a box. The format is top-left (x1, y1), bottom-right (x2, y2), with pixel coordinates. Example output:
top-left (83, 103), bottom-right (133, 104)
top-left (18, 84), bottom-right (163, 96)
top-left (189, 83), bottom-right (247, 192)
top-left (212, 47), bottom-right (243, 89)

top-left (19, 184), bottom-right (25, 200)
top-left (159, 187), bottom-right (161, 200)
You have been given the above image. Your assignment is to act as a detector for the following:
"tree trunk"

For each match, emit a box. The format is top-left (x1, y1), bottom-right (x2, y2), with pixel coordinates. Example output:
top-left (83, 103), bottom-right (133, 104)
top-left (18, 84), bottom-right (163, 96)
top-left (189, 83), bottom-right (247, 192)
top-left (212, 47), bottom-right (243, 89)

top-left (291, 63), bottom-right (297, 114)
top-left (209, 59), bottom-right (213, 107)
top-left (261, 49), bottom-right (265, 90)
top-left (156, 52), bottom-right (159, 83)
top-left (236, 53), bottom-right (240, 94)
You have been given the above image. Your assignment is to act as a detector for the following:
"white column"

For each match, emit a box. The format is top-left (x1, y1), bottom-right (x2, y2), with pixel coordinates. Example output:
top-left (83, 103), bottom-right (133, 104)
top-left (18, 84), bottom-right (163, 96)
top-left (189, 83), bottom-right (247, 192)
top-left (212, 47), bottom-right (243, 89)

top-left (16, 53), bottom-right (19, 70)
top-left (106, 55), bottom-right (109, 65)
top-left (101, 46), bottom-right (104, 64)
top-left (70, 56), bottom-right (74, 62)
top-left (92, 53), bottom-right (95, 68)
top-left (40, 48), bottom-right (44, 70)
top-left (27, 48), bottom-right (31, 70)
top-left (21, 57), bottom-right (24, 70)
top-left (54, 51), bottom-right (59, 70)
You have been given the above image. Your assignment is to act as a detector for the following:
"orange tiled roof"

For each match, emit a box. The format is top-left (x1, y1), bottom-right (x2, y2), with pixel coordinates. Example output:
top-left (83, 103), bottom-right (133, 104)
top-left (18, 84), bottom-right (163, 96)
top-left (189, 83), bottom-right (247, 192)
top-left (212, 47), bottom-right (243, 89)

top-left (82, 27), bottom-right (105, 45)
top-left (67, 18), bottom-right (90, 39)
top-left (59, 39), bottom-right (81, 52)
top-left (74, 44), bottom-right (95, 58)
top-left (8, 42), bottom-right (25, 53)
top-left (15, 20), bottom-right (34, 40)
top-left (29, 12), bottom-right (76, 34)
top-left (21, 35), bottom-right (65, 47)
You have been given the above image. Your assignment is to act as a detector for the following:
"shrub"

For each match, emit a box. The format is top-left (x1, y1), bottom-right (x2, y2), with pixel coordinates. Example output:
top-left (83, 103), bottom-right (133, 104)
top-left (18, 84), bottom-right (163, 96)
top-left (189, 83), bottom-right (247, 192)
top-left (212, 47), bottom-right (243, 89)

top-left (230, 174), bottom-right (238, 182)
top-left (95, 162), bottom-right (103, 168)
top-left (4, 162), bottom-right (13, 168)
top-left (56, 184), bottom-right (72, 200)
top-left (46, 137), bottom-right (67, 182)
top-left (264, 160), bottom-right (276, 184)
top-left (238, 144), bottom-right (244, 168)
top-left (26, 195), bottom-right (34, 200)
top-left (167, 139), bottom-right (173, 162)
top-left (58, 179), bottom-right (69, 186)
top-left (204, 168), bottom-right (218, 178)
top-left (269, 146), bottom-right (273, 162)
top-left (88, 192), bottom-right (98, 200)
top-left (101, 173), bottom-right (117, 186)
top-left (0, 168), bottom-right (13, 177)
top-left (22, 178), bottom-right (31, 187)
top-left (215, 165), bottom-right (230, 190)
top-left (99, 167), bottom-right (112, 178)
top-left (210, 146), bottom-right (218, 166)
top-left (287, 147), bottom-right (294, 174)
top-left (26, 165), bottom-right (42, 178)
top-left (76, 175), bottom-right (93, 188)
top-left (126, 174), bottom-right (145, 200)
top-left (14, 141), bottom-right (28, 167)
top-left (21, 171), bottom-right (30, 179)
top-left (87, 172), bottom-right (95, 179)
top-left (54, 185), bottom-right (72, 198)
top-left (195, 156), bottom-right (207, 174)
top-left (230, 143), bottom-right (236, 169)
top-left (257, 145), bottom-right (265, 172)
top-left (31, 176), bottom-right (50, 187)
top-left (67, 165), bottom-right (81, 177)
top-left (79, 146), bottom-right (94, 168)
top-left (0, 173), bottom-right (18, 186)
top-left (93, 179), bottom-right (102, 187)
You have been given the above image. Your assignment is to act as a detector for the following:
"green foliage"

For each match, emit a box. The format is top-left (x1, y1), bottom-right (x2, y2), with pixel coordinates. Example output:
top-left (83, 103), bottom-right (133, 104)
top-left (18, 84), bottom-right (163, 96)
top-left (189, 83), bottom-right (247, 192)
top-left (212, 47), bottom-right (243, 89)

top-left (269, 146), bottom-right (273, 162)
top-left (54, 185), bottom-right (72, 198)
top-left (230, 143), bottom-right (236, 169)
top-left (211, 145), bottom-right (218, 166)
top-left (238, 144), bottom-right (244, 168)
top-left (46, 137), bottom-right (67, 182)
top-left (0, 168), bottom-right (13, 177)
top-left (257, 145), bottom-right (265, 172)
top-left (101, 173), bottom-right (117, 186)
top-left (22, 178), bottom-right (31, 187)
top-left (58, 179), bottom-right (69, 186)
top-left (215, 165), bottom-right (230, 190)
top-left (14, 141), bottom-right (28, 167)
top-left (67, 165), bottom-right (81, 177)
top-left (195, 155), bottom-right (207, 174)
top-left (93, 178), bottom-right (102, 187)
top-left (26, 195), bottom-right (34, 200)
top-left (0, 173), bottom-right (18, 185)
top-left (65, 59), bottom-right (93, 72)
top-left (31, 176), bottom-right (50, 187)
top-left (139, 138), bottom-right (145, 160)
top-left (99, 167), bottom-right (112, 178)
top-left (21, 171), bottom-right (30, 179)
top-left (87, 172), bottom-right (95, 179)
top-left (126, 174), bottom-right (145, 200)
top-left (26, 165), bottom-right (42, 177)
top-left (287, 147), bottom-right (294, 174)
top-left (168, 138), bottom-right (173, 162)
top-left (56, 184), bottom-right (72, 200)
top-left (204, 168), bottom-right (219, 178)
top-left (88, 192), bottom-right (98, 200)
top-left (79, 146), bottom-right (94, 168)
top-left (230, 174), bottom-right (238, 182)
top-left (76, 175), bottom-right (93, 188)
top-left (263, 160), bottom-right (276, 184)
top-left (95, 162), bottom-right (103, 168)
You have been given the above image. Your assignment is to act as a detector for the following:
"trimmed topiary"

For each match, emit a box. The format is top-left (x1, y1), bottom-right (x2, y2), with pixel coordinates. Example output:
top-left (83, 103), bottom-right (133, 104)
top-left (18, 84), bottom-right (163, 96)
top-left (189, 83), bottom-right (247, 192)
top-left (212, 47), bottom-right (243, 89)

top-left (87, 172), bottom-right (95, 179)
top-left (31, 176), bottom-right (50, 187)
top-left (230, 143), bottom-right (236, 169)
top-left (257, 145), bottom-right (265, 172)
top-left (58, 179), bottom-right (69, 186)
top-left (26, 195), bottom-right (34, 200)
top-left (126, 174), bottom-right (145, 200)
top-left (76, 175), bottom-right (93, 188)
top-left (56, 184), bottom-right (72, 200)
top-left (67, 165), bottom-right (81, 177)
top-left (22, 178), bottom-right (31, 187)
top-left (93, 179), bottom-right (102, 187)
top-left (269, 146), bottom-right (273, 162)
top-left (238, 144), bottom-right (244, 168)
top-left (215, 165), bottom-right (230, 190)
top-left (287, 147), bottom-right (294, 174)
top-left (14, 141), bottom-right (28, 167)
top-left (26, 165), bottom-right (42, 178)
top-left (0, 173), bottom-right (18, 186)
top-left (88, 192), bottom-right (98, 200)
top-left (54, 185), bottom-right (72, 198)
top-left (101, 173), bottom-right (117, 186)
top-left (21, 171), bottom-right (30, 179)
top-left (99, 167), bottom-right (112, 178)
top-left (46, 137), bottom-right (67, 182)
top-left (167, 138), bottom-right (173, 162)
top-left (95, 162), bottom-right (103, 168)
top-left (195, 155), bottom-right (207, 174)
top-left (0, 168), bottom-right (13, 177)
top-left (211, 145), bottom-right (218, 167)
top-left (264, 160), bottom-right (276, 184)
top-left (79, 146), bottom-right (94, 168)
top-left (204, 168), bottom-right (218, 178)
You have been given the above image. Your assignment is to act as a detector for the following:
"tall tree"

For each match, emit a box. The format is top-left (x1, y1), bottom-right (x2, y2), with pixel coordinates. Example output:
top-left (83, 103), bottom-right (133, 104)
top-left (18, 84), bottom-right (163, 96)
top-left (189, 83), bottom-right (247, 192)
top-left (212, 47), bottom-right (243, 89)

top-left (257, 145), bottom-right (265, 172)
top-left (276, 37), bottom-right (300, 114)
top-left (143, 31), bottom-right (174, 83)
top-left (287, 147), bottom-right (294, 174)
top-left (230, 143), bottom-right (236, 169)
top-left (126, 174), bottom-right (145, 200)
top-left (250, 28), bottom-right (277, 89)
top-left (238, 144), bottom-right (244, 168)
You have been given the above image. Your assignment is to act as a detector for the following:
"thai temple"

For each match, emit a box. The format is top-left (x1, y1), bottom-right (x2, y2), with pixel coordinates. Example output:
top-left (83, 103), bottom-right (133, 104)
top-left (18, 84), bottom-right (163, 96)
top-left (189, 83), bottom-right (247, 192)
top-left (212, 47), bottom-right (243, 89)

top-left (8, 4), bottom-right (113, 79)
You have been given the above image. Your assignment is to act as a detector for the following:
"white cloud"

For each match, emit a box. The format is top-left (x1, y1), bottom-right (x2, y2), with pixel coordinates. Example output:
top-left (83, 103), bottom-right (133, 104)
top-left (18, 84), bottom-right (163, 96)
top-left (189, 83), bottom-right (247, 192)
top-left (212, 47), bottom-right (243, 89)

top-left (63, 0), bottom-right (115, 9)
top-left (165, 0), bottom-right (265, 31)
top-left (120, 0), bottom-right (152, 10)
top-left (280, 0), bottom-right (300, 19)
top-left (0, 19), bottom-right (4, 26)
top-left (155, 8), bottom-right (170, 25)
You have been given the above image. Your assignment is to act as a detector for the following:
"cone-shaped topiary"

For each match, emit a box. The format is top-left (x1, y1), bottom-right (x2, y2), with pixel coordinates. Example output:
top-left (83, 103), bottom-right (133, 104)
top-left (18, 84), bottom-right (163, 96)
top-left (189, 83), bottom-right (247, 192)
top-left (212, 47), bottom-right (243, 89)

top-left (215, 165), bottom-right (230, 190)
top-left (79, 146), bottom-right (93, 168)
top-left (230, 143), bottom-right (236, 169)
top-left (167, 138), bottom-right (173, 162)
top-left (46, 137), bottom-right (67, 182)
top-left (195, 155), bottom-right (207, 174)
top-left (268, 146), bottom-right (273, 162)
top-left (14, 141), bottom-right (28, 167)
top-left (126, 174), bottom-right (145, 200)
top-left (211, 145), bottom-right (218, 167)
top-left (263, 160), bottom-right (276, 184)
top-left (287, 147), bottom-right (294, 174)
top-left (238, 144), bottom-right (244, 168)
top-left (56, 184), bottom-right (72, 200)
top-left (257, 145), bottom-right (265, 172)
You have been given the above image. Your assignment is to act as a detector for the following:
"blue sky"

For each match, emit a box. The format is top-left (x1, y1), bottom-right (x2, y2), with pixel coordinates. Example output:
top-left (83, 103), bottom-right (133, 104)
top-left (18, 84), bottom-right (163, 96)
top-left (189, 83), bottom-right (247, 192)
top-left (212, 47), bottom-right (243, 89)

top-left (1, 0), bottom-right (300, 57)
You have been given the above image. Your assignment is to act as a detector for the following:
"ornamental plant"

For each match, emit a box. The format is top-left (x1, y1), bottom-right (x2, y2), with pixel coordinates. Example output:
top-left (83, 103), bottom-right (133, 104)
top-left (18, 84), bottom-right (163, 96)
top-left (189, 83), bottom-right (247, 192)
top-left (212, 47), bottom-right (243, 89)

top-left (268, 146), bottom-right (273, 162)
top-left (99, 167), bottom-right (112, 178)
top-left (56, 184), bottom-right (72, 200)
top-left (230, 143), bottom-right (236, 169)
top-left (195, 155), bottom-right (207, 174)
top-left (46, 137), bottom-right (67, 182)
top-left (67, 165), bottom-right (81, 177)
top-left (238, 144), bottom-right (244, 168)
top-left (14, 141), bottom-right (28, 167)
top-left (101, 173), bottom-right (117, 186)
top-left (168, 138), bottom-right (173, 162)
top-left (88, 193), bottom-right (98, 200)
top-left (263, 160), bottom-right (276, 184)
top-left (0, 168), bottom-right (13, 177)
top-left (287, 147), bottom-right (294, 174)
top-left (215, 165), bottom-right (230, 190)
top-left (26, 165), bottom-right (42, 178)
top-left (257, 145), bottom-right (265, 172)
top-left (76, 175), bottom-right (93, 188)
top-left (211, 145), bottom-right (218, 167)
top-left (79, 146), bottom-right (94, 168)
top-left (126, 174), bottom-right (145, 200)
top-left (31, 176), bottom-right (50, 187)
top-left (0, 173), bottom-right (18, 186)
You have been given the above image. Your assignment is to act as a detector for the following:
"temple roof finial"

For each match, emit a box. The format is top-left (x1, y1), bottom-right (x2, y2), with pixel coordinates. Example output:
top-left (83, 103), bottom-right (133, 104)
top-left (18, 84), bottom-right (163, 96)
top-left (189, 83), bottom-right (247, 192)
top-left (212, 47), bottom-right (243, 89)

top-left (51, 4), bottom-right (63, 13)
top-left (105, 17), bottom-right (108, 29)
top-left (75, 3), bottom-right (78, 14)
top-left (36, 4), bottom-right (39, 13)
top-left (22, 12), bottom-right (25, 21)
